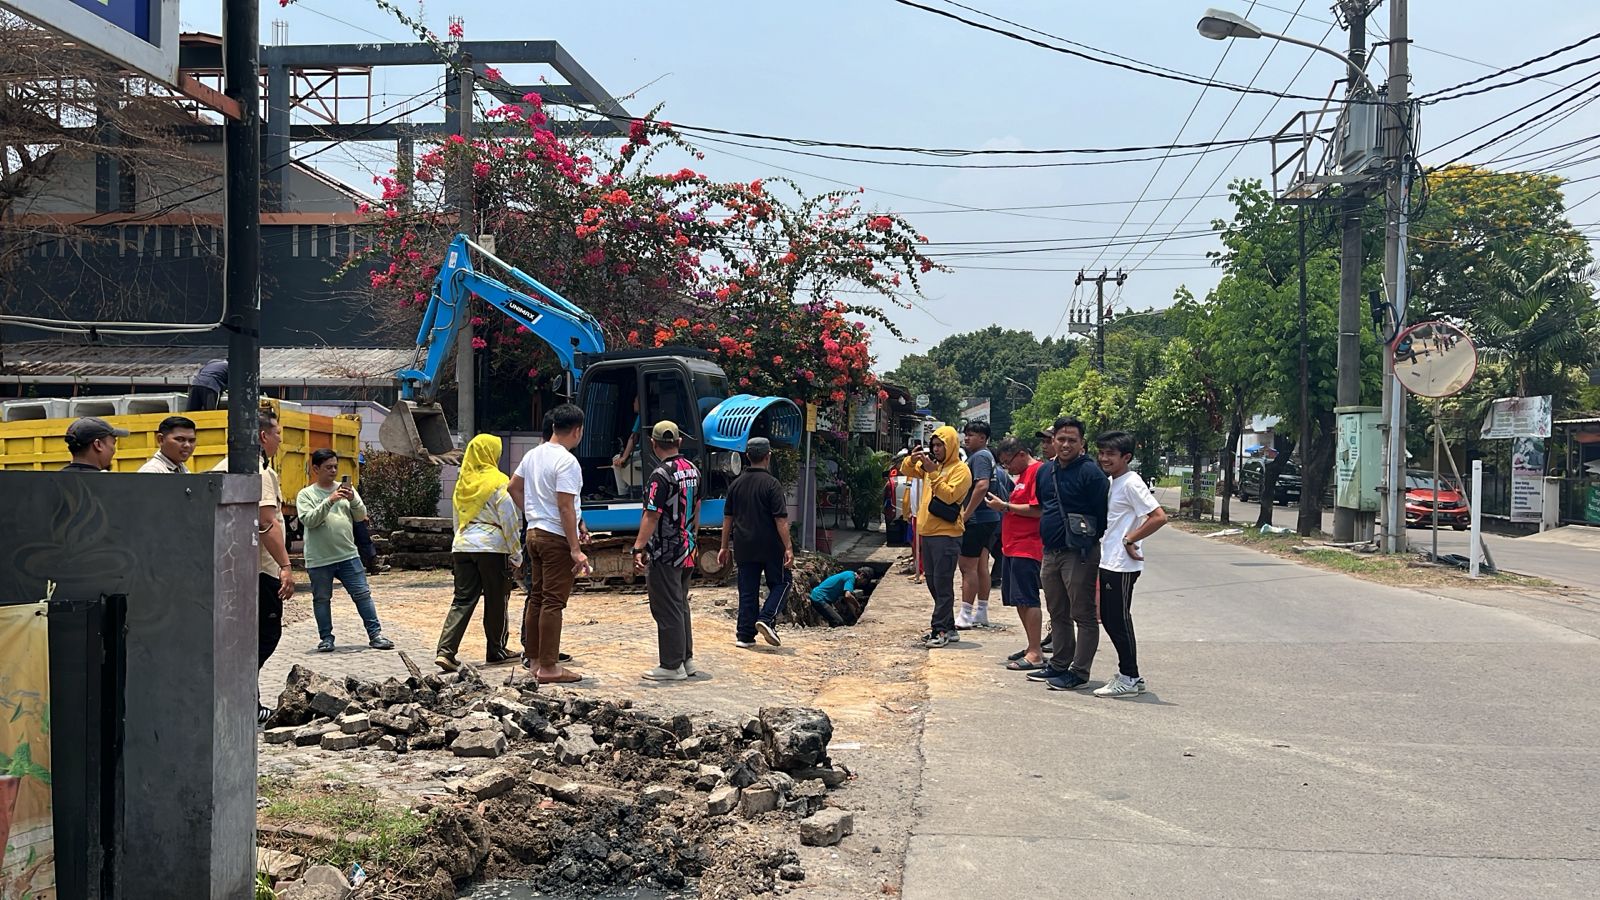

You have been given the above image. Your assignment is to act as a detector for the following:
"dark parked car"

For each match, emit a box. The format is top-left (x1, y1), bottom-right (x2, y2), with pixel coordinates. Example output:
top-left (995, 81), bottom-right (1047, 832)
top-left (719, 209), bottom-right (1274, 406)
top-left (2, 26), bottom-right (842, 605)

top-left (1239, 458), bottom-right (1300, 505)
top-left (1403, 470), bottom-right (1470, 530)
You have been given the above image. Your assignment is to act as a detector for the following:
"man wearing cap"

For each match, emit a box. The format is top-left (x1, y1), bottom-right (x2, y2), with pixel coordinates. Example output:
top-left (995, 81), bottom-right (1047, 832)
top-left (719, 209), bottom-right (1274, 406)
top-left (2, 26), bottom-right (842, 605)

top-left (138, 415), bottom-right (198, 474)
top-left (717, 436), bottom-right (793, 648)
top-left (633, 421), bottom-right (703, 681)
top-left (62, 417), bottom-right (130, 471)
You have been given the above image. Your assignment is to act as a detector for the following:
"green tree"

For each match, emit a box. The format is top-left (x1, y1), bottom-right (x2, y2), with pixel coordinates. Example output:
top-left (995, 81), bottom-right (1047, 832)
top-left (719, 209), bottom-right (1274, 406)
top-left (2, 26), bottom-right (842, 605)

top-left (1140, 337), bottom-right (1225, 518)
top-left (882, 353), bottom-right (964, 424)
top-left (926, 325), bottom-right (1079, 435)
top-left (1471, 249), bottom-right (1598, 399)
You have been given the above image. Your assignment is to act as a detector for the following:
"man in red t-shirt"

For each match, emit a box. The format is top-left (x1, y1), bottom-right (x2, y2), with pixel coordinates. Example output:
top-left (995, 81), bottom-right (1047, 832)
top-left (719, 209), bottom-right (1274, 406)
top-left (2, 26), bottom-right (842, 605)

top-left (985, 436), bottom-right (1046, 669)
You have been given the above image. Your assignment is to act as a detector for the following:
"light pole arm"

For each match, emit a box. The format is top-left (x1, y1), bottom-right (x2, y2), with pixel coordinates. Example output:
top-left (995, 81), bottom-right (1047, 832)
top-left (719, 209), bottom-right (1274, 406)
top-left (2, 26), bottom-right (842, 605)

top-left (1258, 28), bottom-right (1379, 95)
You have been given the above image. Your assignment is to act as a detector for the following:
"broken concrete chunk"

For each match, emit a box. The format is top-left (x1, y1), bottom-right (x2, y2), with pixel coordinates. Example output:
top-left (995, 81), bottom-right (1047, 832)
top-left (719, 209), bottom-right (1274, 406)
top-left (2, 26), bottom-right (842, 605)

top-left (308, 689), bottom-right (351, 719)
top-left (451, 730), bottom-right (507, 758)
top-left (762, 771), bottom-right (796, 798)
top-left (556, 731), bottom-right (599, 766)
top-left (256, 845), bottom-right (306, 881)
top-left (262, 726), bottom-right (298, 745)
top-left (799, 808), bottom-right (854, 847)
top-left (641, 785), bottom-right (678, 805)
top-left (778, 862), bottom-right (805, 881)
top-left (527, 770), bottom-right (583, 803)
top-left (337, 712), bottom-right (370, 735)
top-left (706, 785), bottom-right (739, 816)
top-left (790, 765), bottom-right (849, 789)
top-left (463, 767), bottom-right (517, 800)
top-left (292, 723), bottom-right (339, 747)
top-left (320, 732), bottom-right (361, 751)
top-left (374, 734), bottom-right (406, 753)
top-left (727, 748), bottom-right (770, 788)
top-left (676, 736), bottom-right (703, 758)
top-left (739, 785), bottom-right (779, 817)
top-left (759, 707), bottom-right (833, 771)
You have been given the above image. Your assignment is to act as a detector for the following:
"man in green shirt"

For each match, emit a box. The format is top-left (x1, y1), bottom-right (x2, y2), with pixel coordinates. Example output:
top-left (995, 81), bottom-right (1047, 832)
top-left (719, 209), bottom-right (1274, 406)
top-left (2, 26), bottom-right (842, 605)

top-left (296, 448), bottom-right (394, 652)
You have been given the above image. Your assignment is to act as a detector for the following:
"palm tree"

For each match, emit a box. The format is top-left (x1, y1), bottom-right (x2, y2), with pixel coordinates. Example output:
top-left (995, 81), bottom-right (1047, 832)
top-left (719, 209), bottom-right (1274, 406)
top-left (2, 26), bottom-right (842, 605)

top-left (1470, 249), bottom-right (1599, 397)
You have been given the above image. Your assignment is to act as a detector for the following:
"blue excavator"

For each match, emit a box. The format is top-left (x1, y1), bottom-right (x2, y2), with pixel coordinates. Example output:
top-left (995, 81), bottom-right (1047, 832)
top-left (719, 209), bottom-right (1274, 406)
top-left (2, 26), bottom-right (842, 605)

top-left (379, 233), bottom-right (803, 580)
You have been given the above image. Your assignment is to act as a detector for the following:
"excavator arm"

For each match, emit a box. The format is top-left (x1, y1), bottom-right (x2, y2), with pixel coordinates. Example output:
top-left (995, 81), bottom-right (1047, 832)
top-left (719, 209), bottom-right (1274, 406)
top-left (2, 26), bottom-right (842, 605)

top-left (382, 234), bottom-right (607, 459)
top-left (396, 233), bottom-right (606, 403)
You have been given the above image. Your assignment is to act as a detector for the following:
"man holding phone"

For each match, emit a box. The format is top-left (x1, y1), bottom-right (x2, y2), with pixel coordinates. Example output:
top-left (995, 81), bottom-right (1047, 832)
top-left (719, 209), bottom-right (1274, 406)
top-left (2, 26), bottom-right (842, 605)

top-left (900, 425), bottom-right (973, 649)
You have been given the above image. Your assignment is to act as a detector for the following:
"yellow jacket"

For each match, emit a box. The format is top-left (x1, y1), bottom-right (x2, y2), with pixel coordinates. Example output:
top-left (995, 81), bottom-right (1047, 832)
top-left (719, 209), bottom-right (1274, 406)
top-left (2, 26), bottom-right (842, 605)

top-left (901, 425), bottom-right (973, 538)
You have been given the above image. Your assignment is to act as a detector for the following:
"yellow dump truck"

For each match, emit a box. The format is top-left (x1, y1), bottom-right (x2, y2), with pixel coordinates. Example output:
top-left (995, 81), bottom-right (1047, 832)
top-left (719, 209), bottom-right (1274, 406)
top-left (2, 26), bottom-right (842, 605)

top-left (0, 398), bottom-right (362, 505)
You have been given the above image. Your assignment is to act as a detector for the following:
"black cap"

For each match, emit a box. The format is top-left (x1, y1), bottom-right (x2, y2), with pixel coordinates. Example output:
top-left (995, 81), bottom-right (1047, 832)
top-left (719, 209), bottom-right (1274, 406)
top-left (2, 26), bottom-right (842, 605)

top-left (65, 416), bottom-right (130, 447)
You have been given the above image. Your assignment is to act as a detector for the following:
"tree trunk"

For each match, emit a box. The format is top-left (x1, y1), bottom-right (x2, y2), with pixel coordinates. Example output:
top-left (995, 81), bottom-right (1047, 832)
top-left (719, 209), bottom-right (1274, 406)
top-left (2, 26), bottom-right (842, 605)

top-left (1219, 406), bottom-right (1244, 525)
top-left (1257, 432), bottom-right (1294, 529)
top-left (1188, 434), bottom-right (1204, 520)
top-left (1296, 411), bottom-right (1337, 536)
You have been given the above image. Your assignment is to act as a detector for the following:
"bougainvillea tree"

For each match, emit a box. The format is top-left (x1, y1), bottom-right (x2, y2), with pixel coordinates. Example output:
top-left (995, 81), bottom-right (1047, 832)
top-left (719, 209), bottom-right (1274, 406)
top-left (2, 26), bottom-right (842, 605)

top-left (312, 5), bottom-right (945, 423)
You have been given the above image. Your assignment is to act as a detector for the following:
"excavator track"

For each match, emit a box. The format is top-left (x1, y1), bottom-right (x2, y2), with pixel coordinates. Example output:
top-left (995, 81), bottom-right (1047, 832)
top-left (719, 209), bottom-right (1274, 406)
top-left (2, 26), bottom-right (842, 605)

top-left (574, 529), bottom-right (731, 593)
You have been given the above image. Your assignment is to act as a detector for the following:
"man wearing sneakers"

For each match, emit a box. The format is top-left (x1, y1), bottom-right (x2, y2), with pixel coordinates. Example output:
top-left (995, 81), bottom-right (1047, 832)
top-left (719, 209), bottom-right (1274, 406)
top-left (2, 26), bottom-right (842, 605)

top-left (718, 437), bottom-right (793, 649)
top-left (985, 436), bottom-right (1045, 670)
top-left (901, 425), bottom-right (973, 648)
top-left (1092, 430), bottom-right (1168, 697)
top-left (633, 421), bottom-right (703, 681)
top-left (1028, 416), bottom-right (1109, 692)
top-left (955, 421), bottom-right (1000, 629)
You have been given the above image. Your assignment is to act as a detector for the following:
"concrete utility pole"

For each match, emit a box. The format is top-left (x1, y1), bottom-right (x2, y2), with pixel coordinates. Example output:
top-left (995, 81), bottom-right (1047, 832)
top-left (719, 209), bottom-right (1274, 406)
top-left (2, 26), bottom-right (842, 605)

top-left (1381, 0), bottom-right (1411, 553)
top-left (1332, 1), bottom-right (1369, 542)
top-left (1076, 268), bottom-right (1128, 371)
top-left (449, 51), bottom-right (476, 442)
top-left (224, 0), bottom-right (261, 474)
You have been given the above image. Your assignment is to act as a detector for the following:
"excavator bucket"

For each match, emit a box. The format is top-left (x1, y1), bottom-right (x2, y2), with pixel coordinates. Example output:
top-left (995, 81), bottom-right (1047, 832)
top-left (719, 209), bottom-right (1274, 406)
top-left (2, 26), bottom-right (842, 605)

top-left (379, 401), bottom-right (460, 463)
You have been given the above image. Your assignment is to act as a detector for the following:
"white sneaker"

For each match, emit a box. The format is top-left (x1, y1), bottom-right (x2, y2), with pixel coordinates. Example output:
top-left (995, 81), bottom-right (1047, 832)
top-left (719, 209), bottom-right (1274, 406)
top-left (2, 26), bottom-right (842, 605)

top-left (734, 640), bottom-right (757, 649)
top-left (1093, 674), bottom-right (1147, 697)
top-left (684, 658), bottom-right (701, 677)
top-left (643, 664), bottom-right (688, 681)
top-left (971, 605), bottom-right (990, 627)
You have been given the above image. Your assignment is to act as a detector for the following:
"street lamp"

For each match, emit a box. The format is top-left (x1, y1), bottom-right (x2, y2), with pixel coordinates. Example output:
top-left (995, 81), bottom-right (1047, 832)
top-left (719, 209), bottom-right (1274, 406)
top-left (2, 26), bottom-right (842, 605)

top-left (1003, 376), bottom-right (1035, 400)
top-left (1196, 8), bottom-right (1378, 95)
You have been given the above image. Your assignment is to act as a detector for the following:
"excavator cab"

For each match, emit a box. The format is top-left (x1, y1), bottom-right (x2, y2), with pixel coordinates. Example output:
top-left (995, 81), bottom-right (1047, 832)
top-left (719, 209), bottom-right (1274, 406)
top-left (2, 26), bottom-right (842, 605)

top-left (573, 349), bottom-right (801, 530)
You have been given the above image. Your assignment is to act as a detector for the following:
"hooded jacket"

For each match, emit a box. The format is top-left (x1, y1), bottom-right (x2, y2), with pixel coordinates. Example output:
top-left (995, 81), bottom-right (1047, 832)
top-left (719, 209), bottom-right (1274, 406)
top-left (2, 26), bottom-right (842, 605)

top-left (900, 425), bottom-right (974, 538)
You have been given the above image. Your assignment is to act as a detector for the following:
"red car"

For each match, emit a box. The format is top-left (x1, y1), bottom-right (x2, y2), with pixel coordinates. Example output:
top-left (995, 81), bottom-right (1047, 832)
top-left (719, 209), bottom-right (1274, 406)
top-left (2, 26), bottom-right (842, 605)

top-left (1403, 470), bottom-right (1470, 530)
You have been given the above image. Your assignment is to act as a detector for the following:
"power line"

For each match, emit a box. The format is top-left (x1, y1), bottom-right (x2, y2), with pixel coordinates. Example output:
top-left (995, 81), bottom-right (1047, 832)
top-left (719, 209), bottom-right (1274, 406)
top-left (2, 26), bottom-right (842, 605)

top-left (885, 0), bottom-right (1361, 104)
top-left (1432, 75), bottom-right (1600, 169)
top-left (1420, 38), bottom-right (1600, 104)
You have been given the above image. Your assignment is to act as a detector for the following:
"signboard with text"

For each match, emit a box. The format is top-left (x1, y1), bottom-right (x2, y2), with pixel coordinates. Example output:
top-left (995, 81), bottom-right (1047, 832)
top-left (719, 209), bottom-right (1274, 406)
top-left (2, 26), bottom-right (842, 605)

top-left (2, 0), bottom-right (180, 86)
top-left (1480, 395), bottom-right (1552, 440)
top-left (1510, 436), bottom-right (1546, 523)
top-left (849, 395), bottom-right (878, 433)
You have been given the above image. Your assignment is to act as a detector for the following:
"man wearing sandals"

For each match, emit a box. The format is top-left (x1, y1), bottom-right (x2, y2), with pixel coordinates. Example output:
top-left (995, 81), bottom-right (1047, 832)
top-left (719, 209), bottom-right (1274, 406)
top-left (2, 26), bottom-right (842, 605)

top-left (984, 436), bottom-right (1045, 670)
top-left (509, 403), bottom-right (589, 684)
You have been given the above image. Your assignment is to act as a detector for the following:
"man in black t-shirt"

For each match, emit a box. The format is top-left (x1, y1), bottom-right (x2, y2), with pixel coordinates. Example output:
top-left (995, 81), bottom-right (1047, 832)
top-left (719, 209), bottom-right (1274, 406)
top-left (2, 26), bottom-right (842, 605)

top-left (717, 438), bottom-right (794, 648)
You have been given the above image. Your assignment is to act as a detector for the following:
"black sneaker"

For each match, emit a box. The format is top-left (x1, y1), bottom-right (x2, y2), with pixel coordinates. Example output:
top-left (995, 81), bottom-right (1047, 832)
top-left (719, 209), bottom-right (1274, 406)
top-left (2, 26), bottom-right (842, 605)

top-left (924, 631), bottom-right (951, 649)
top-left (1027, 665), bottom-right (1071, 682)
top-left (315, 638), bottom-right (335, 652)
top-left (755, 620), bottom-right (781, 647)
top-left (1046, 671), bottom-right (1091, 691)
top-left (369, 635), bottom-right (395, 650)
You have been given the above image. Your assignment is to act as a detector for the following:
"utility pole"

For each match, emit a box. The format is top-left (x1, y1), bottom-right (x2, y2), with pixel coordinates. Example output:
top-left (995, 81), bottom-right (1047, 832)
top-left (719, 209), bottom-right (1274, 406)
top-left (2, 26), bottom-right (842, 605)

top-left (1381, 0), bottom-right (1411, 553)
top-left (223, 0), bottom-right (261, 475)
top-left (448, 46), bottom-right (475, 442)
top-left (1331, 1), bottom-right (1369, 542)
top-left (1298, 205), bottom-right (1311, 487)
top-left (1076, 268), bottom-right (1127, 371)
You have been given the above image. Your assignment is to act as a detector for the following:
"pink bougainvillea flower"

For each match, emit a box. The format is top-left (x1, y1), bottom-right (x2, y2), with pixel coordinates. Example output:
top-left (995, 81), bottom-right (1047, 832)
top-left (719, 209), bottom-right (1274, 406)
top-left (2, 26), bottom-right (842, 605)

top-left (472, 161), bottom-right (491, 179)
top-left (483, 66), bottom-right (501, 82)
top-left (470, 336), bottom-right (487, 349)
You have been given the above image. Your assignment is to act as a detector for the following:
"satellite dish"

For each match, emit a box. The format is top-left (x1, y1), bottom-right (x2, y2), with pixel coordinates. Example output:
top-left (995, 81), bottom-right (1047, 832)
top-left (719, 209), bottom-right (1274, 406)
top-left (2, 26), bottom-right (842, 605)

top-left (1393, 321), bottom-right (1476, 398)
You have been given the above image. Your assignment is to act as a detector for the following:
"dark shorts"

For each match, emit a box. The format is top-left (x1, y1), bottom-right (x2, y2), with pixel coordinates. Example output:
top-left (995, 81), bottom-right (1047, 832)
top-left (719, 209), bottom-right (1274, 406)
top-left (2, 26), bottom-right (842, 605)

top-left (960, 520), bottom-right (999, 558)
top-left (1001, 556), bottom-right (1041, 608)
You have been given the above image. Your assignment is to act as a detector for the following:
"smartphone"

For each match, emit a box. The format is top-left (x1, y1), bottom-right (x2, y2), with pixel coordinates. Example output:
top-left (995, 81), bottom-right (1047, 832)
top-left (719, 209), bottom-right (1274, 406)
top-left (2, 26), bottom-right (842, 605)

top-left (340, 475), bottom-right (350, 486)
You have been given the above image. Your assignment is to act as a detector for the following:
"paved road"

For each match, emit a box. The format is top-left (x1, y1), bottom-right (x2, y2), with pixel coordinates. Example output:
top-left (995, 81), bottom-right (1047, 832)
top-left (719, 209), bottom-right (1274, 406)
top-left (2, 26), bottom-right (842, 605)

top-left (902, 526), bottom-right (1600, 899)
top-left (1152, 486), bottom-right (1600, 596)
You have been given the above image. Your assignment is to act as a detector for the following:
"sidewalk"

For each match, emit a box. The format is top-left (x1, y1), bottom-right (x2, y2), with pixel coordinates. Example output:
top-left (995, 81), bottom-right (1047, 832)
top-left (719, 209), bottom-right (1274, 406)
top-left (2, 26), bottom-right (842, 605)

top-left (1151, 484), bottom-right (1600, 597)
top-left (902, 526), bottom-right (1600, 899)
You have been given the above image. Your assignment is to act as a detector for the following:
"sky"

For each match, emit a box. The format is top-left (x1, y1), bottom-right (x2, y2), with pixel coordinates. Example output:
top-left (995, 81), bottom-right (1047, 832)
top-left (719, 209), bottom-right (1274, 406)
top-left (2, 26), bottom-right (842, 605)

top-left (180, 0), bottom-right (1600, 369)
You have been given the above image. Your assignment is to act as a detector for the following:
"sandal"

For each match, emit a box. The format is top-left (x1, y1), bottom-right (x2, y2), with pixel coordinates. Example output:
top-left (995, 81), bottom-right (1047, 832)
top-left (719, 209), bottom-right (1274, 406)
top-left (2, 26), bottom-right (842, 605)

top-left (1007, 648), bottom-right (1028, 661)
top-left (1006, 658), bottom-right (1045, 671)
top-left (536, 670), bottom-right (585, 684)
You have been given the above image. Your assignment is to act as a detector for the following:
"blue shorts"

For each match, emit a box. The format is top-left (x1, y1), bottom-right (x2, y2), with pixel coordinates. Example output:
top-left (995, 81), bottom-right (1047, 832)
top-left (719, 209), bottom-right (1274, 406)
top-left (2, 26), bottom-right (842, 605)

top-left (1001, 556), bottom-right (1041, 608)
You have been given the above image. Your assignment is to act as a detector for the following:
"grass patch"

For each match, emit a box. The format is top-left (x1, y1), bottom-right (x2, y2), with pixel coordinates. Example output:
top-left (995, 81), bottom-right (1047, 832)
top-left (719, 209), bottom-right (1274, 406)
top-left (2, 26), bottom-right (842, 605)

top-left (258, 776), bottom-right (430, 872)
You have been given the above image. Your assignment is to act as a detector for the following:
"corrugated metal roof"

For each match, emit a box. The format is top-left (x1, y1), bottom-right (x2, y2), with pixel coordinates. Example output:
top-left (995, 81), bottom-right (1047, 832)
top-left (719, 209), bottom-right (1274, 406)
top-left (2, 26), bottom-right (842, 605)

top-left (0, 343), bottom-right (413, 387)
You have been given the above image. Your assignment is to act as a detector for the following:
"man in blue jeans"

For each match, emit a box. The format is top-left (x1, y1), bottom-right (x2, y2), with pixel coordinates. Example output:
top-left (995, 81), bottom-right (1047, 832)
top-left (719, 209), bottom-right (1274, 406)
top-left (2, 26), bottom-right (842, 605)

top-left (718, 438), bottom-right (794, 647)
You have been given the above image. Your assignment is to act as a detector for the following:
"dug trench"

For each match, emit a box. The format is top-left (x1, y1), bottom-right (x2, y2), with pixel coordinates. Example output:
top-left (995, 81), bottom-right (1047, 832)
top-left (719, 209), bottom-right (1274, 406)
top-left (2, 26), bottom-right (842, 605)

top-left (256, 541), bottom-right (937, 898)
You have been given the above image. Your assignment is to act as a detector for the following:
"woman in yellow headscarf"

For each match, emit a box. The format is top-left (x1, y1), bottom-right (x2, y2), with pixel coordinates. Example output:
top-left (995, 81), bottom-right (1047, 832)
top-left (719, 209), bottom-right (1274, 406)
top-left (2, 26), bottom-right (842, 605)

top-left (435, 433), bottom-right (524, 671)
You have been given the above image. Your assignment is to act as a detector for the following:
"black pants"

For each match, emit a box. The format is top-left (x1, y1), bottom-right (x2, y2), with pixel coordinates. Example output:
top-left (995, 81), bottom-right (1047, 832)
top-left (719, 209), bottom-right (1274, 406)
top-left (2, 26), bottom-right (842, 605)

top-left (258, 573), bottom-right (283, 670)
top-left (1099, 568), bottom-right (1141, 678)
top-left (187, 385), bottom-right (220, 412)
top-left (735, 556), bottom-right (789, 642)
top-left (437, 552), bottom-right (512, 661)
top-left (647, 561), bottom-right (694, 669)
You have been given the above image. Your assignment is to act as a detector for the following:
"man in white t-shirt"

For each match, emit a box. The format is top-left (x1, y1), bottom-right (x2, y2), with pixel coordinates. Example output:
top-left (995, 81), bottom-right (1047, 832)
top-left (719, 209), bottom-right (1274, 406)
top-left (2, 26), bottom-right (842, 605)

top-left (508, 403), bottom-right (589, 684)
top-left (1093, 430), bottom-right (1168, 698)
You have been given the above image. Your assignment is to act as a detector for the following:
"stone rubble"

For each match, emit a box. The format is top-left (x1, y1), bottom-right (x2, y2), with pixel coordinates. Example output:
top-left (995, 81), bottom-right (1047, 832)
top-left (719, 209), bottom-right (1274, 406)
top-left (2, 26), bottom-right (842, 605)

top-left (259, 663), bottom-right (853, 899)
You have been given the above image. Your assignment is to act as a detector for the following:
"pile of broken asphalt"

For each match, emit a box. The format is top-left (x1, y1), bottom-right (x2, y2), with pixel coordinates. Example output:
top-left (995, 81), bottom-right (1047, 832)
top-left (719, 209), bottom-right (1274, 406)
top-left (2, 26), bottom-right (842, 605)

top-left (261, 652), bottom-right (856, 899)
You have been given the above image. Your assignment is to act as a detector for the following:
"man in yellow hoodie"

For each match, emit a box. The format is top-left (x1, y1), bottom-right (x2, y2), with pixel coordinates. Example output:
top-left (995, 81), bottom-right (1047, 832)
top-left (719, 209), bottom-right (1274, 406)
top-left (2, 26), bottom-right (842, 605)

top-left (901, 425), bottom-right (974, 648)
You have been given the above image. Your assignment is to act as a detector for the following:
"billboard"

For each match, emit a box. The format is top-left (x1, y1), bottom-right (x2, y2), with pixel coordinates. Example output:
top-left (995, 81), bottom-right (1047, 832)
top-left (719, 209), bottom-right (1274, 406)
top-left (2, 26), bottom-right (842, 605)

top-left (0, 603), bottom-right (54, 896)
top-left (2, 0), bottom-right (180, 86)
top-left (1480, 395), bottom-right (1552, 440)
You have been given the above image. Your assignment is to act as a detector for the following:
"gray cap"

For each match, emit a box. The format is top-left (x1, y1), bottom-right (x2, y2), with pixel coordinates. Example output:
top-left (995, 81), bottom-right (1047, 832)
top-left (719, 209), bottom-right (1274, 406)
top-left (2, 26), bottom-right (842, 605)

top-left (745, 437), bottom-right (772, 455)
top-left (65, 416), bottom-right (130, 447)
